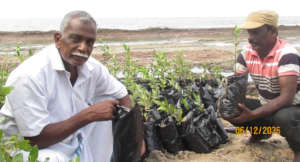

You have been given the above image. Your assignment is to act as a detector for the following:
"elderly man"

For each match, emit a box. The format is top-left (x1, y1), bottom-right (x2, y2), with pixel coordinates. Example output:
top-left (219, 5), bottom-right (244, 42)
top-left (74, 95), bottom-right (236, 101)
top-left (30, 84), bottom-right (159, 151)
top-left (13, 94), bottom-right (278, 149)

top-left (226, 10), bottom-right (300, 161)
top-left (0, 10), bottom-right (143, 162)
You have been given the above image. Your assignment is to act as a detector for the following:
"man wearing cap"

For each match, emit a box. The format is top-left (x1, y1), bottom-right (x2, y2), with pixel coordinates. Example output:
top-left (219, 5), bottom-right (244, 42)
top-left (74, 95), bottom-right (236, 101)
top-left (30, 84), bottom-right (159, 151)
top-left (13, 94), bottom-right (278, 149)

top-left (226, 10), bottom-right (300, 161)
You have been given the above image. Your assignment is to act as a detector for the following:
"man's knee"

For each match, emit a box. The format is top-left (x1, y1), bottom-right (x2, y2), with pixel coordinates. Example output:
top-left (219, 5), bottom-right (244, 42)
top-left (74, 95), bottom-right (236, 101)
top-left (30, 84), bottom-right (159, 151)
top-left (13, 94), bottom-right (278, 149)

top-left (272, 107), bottom-right (291, 127)
top-left (272, 106), bottom-right (300, 144)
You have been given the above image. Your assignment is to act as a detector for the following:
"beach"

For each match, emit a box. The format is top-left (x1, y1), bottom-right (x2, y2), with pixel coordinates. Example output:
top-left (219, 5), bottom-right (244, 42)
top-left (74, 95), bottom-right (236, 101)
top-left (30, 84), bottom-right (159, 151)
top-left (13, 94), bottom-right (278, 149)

top-left (1, 26), bottom-right (299, 161)
top-left (1, 25), bottom-right (300, 71)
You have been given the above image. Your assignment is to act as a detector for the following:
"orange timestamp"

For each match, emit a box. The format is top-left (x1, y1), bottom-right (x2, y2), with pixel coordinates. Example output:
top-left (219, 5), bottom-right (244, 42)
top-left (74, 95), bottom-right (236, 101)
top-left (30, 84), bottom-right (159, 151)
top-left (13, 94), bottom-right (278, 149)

top-left (235, 126), bottom-right (280, 135)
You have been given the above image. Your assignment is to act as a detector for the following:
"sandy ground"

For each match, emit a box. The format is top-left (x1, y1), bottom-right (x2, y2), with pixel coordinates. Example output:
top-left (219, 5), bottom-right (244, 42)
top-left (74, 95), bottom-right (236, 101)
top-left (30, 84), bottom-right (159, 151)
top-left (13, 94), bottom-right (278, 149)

top-left (1, 26), bottom-right (300, 161)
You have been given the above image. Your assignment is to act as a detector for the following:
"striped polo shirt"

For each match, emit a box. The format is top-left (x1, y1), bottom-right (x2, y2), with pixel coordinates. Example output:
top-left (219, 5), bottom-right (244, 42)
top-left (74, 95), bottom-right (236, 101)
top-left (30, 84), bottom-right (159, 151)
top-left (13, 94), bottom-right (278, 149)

top-left (236, 38), bottom-right (300, 105)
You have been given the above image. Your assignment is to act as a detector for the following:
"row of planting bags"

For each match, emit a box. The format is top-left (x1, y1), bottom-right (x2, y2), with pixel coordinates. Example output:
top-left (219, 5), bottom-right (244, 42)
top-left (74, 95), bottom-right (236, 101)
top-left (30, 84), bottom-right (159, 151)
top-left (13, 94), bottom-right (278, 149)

top-left (112, 74), bottom-right (248, 162)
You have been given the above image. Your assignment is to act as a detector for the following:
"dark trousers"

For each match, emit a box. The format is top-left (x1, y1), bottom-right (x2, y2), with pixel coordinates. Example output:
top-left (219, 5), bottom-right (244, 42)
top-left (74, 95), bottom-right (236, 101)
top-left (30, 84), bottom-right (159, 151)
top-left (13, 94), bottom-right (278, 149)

top-left (234, 99), bottom-right (300, 152)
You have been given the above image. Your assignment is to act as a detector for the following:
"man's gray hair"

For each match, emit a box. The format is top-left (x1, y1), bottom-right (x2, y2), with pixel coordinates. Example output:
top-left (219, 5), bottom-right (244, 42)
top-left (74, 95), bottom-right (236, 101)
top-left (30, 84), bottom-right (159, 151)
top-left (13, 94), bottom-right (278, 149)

top-left (60, 10), bottom-right (97, 32)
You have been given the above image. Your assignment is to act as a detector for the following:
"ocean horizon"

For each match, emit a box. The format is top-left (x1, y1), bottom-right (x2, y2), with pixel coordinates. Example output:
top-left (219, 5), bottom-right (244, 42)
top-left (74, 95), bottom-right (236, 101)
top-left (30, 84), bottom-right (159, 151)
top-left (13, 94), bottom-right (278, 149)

top-left (1, 16), bottom-right (300, 32)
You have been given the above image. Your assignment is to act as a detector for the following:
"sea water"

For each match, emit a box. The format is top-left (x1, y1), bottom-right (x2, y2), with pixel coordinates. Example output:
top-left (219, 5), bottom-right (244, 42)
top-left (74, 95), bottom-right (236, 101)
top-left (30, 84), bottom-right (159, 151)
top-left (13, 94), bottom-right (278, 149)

top-left (1, 17), bottom-right (300, 31)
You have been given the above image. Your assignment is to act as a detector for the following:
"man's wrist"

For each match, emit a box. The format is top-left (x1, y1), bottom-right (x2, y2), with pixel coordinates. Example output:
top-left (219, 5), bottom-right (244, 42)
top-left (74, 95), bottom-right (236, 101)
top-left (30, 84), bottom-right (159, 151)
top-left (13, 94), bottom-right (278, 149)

top-left (251, 109), bottom-right (261, 120)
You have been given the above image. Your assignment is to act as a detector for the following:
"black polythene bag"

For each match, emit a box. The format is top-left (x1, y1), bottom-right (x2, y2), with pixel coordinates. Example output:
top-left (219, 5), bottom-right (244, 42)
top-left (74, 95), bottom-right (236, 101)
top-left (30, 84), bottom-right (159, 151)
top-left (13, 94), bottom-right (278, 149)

top-left (219, 74), bottom-right (248, 119)
top-left (178, 116), bottom-right (211, 153)
top-left (199, 83), bottom-right (218, 110)
top-left (179, 106), bottom-right (228, 153)
top-left (192, 112), bottom-right (221, 149)
top-left (144, 121), bottom-right (163, 152)
top-left (112, 106), bottom-right (143, 162)
top-left (206, 105), bottom-right (228, 144)
top-left (158, 116), bottom-right (184, 154)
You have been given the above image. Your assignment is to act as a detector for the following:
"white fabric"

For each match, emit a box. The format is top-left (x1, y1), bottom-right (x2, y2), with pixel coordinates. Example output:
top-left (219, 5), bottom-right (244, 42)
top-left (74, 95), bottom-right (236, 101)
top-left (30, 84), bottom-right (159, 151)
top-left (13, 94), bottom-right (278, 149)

top-left (20, 149), bottom-right (71, 162)
top-left (0, 44), bottom-right (128, 162)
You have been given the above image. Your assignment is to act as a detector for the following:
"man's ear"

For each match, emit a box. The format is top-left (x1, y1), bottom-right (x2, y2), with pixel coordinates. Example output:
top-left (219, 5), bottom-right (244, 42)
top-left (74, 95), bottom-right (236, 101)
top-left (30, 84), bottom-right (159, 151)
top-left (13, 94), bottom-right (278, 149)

top-left (54, 32), bottom-right (62, 48)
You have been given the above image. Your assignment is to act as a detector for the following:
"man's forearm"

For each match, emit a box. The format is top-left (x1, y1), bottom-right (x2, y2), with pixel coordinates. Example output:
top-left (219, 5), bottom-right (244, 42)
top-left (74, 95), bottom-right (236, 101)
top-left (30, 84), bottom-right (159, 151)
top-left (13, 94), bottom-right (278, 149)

top-left (25, 99), bottom-right (118, 148)
top-left (253, 75), bottom-right (297, 120)
top-left (25, 108), bottom-right (92, 149)
top-left (253, 93), bottom-right (294, 119)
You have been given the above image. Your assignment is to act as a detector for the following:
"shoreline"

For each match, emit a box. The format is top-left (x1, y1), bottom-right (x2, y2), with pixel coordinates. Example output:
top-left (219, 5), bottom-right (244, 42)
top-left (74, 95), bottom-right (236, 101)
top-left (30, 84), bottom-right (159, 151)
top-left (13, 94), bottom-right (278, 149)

top-left (1, 25), bottom-right (300, 44)
top-left (1, 25), bottom-right (300, 71)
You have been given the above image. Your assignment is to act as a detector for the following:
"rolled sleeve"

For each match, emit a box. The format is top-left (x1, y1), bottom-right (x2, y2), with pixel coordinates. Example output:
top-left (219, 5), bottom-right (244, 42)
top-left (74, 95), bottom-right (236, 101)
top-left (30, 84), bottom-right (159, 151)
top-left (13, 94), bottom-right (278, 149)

top-left (7, 76), bottom-right (49, 137)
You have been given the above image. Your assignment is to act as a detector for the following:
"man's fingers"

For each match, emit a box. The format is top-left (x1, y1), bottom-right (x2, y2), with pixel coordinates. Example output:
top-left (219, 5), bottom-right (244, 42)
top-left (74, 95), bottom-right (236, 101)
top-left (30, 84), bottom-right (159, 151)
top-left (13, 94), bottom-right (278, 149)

top-left (109, 99), bottom-right (119, 106)
top-left (229, 116), bottom-right (240, 123)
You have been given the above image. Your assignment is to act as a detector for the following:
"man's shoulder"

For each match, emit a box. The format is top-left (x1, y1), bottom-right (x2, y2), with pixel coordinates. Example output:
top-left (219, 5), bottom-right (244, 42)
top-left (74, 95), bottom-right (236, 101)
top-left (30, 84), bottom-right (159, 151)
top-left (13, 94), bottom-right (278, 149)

top-left (9, 45), bottom-right (55, 79)
top-left (277, 40), bottom-right (299, 55)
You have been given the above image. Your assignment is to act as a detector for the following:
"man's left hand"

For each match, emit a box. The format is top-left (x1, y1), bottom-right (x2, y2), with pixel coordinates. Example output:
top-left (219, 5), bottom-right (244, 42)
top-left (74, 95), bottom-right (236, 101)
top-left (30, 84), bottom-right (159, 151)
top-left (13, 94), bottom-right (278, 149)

top-left (229, 103), bottom-right (256, 123)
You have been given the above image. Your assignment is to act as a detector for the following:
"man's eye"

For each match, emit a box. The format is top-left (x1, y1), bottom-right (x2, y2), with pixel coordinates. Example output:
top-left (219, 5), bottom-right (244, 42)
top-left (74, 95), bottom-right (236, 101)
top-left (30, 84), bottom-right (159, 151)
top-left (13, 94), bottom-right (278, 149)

top-left (69, 35), bottom-right (82, 43)
top-left (248, 30), bottom-right (258, 35)
top-left (86, 40), bottom-right (95, 46)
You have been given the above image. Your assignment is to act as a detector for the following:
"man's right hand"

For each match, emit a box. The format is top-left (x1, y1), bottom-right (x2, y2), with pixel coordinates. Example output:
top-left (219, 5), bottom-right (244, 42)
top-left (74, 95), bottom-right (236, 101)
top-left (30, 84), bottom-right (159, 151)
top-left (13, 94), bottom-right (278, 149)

top-left (88, 100), bottom-right (119, 121)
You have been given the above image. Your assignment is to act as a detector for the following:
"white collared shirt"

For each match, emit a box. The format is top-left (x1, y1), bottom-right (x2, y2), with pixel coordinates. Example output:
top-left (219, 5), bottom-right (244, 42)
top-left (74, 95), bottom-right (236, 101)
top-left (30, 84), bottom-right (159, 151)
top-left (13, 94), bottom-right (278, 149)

top-left (0, 44), bottom-right (128, 162)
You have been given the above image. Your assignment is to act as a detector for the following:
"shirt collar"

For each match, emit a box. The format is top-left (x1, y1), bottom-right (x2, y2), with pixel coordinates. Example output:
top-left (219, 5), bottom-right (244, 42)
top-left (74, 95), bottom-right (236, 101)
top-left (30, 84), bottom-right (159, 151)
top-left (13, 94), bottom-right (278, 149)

top-left (49, 44), bottom-right (65, 71)
top-left (49, 44), bottom-right (95, 78)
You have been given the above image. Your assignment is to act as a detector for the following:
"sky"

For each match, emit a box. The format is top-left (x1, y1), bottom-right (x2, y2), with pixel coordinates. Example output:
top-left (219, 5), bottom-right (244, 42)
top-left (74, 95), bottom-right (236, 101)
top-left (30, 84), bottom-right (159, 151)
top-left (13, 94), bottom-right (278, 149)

top-left (1, 0), bottom-right (300, 19)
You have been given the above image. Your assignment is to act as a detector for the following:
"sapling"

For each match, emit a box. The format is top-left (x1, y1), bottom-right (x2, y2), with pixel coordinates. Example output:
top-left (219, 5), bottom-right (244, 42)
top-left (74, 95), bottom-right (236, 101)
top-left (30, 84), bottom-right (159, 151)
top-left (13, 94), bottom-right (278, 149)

top-left (172, 52), bottom-right (191, 80)
top-left (156, 99), bottom-right (183, 123)
top-left (193, 93), bottom-right (205, 111)
top-left (0, 131), bottom-right (40, 162)
top-left (210, 65), bottom-right (223, 81)
top-left (15, 43), bottom-right (25, 63)
top-left (233, 25), bottom-right (242, 73)
top-left (98, 40), bottom-right (113, 56)
top-left (123, 45), bottom-right (139, 79)
top-left (181, 97), bottom-right (190, 110)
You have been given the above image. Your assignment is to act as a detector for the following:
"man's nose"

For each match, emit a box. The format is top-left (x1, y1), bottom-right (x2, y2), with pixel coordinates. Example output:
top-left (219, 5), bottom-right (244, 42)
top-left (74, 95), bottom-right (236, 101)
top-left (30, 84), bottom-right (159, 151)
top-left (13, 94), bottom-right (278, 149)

top-left (248, 34), bottom-right (255, 43)
top-left (77, 41), bottom-right (88, 52)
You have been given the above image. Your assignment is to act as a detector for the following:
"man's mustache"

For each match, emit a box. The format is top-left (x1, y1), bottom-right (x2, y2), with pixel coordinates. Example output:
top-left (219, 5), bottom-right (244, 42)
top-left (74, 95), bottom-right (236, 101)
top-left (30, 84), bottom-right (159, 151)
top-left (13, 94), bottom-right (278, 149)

top-left (72, 52), bottom-right (89, 58)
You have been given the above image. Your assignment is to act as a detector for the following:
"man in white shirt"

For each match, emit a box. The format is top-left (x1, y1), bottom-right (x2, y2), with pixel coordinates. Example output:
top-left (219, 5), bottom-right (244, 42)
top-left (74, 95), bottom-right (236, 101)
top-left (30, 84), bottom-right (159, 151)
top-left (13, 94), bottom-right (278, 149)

top-left (0, 10), bottom-right (143, 162)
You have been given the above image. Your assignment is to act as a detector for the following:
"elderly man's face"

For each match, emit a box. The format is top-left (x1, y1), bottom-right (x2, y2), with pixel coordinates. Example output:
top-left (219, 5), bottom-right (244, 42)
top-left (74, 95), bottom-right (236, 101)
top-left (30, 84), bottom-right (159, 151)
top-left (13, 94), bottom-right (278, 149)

top-left (54, 18), bottom-right (96, 69)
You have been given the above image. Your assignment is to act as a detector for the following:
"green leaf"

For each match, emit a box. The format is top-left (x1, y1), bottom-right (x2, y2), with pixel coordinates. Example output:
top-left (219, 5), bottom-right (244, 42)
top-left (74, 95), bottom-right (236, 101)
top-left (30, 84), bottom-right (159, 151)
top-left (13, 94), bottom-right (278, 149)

top-left (16, 139), bottom-right (32, 152)
top-left (0, 130), bottom-right (3, 141)
top-left (176, 109), bottom-right (183, 122)
top-left (0, 152), bottom-right (5, 162)
top-left (122, 44), bottom-right (130, 53)
top-left (28, 146), bottom-right (38, 162)
top-left (237, 49), bottom-right (243, 54)
top-left (98, 39), bottom-right (103, 44)
top-left (44, 157), bottom-right (50, 162)
top-left (28, 49), bottom-right (34, 56)
top-left (76, 156), bottom-right (81, 162)
top-left (15, 45), bottom-right (21, 57)
top-left (5, 152), bottom-right (12, 162)
top-left (234, 25), bottom-right (242, 36)
top-left (157, 106), bottom-right (168, 113)
top-left (12, 153), bottom-right (23, 162)
top-left (0, 86), bottom-right (14, 96)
